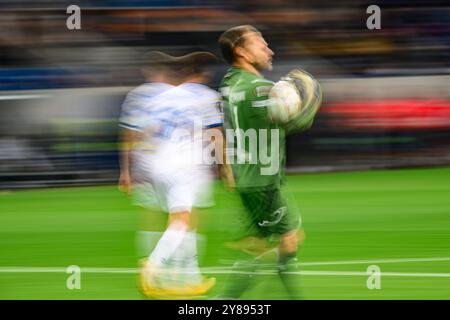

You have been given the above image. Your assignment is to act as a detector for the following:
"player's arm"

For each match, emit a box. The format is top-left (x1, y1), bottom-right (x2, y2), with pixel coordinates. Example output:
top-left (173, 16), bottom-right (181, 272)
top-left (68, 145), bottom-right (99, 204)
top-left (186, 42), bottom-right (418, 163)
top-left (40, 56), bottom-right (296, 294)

top-left (203, 92), bottom-right (235, 191)
top-left (213, 126), bottom-right (235, 191)
top-left (118, 91), bottom-right (144, 195)
top-left (118, 127), bottom-right (141, 194)
top-left (202, 123), bottom-right (235, 190)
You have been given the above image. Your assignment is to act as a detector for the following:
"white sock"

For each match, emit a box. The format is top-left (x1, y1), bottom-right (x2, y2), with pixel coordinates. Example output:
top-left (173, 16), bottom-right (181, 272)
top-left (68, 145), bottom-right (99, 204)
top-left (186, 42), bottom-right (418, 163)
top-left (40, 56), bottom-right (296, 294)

top-left (148, 221), bottom-right (187, 268)
top-left (169, 240), bottom-right (187, 286)
top-left (164, 231), bottom-right (202, 286)
top-left (182, 231), bottom-right (203, 285)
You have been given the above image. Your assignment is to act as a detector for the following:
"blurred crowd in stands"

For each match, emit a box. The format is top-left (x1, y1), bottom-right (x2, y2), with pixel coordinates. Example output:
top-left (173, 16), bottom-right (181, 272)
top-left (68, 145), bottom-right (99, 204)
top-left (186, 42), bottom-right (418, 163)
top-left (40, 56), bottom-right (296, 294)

top-left (0, 0), bottom-right (449, 188)
top-left (0, 0), bottom-right (449, 89)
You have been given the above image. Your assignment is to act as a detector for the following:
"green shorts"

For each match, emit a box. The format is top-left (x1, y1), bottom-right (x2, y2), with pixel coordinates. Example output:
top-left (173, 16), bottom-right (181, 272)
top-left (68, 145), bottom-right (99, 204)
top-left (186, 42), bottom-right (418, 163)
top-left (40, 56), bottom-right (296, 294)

top-left (238, 185), bottom-right (301, 238)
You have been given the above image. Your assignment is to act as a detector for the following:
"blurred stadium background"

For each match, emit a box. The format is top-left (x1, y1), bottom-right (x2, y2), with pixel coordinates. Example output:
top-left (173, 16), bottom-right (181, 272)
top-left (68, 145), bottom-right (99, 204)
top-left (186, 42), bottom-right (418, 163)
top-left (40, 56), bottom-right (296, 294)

top-left (1, 0), bottom-right (449, 188)
top-left (1, 0), bottom-right (450, 299)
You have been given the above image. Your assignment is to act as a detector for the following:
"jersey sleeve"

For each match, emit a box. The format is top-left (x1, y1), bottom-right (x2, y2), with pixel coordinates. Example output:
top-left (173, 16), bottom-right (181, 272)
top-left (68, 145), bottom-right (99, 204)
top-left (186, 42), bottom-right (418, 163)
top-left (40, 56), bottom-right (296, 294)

top-left (202, 90), bottom-right (223, 129)
top-left (119, 91), bottom-right (147, 132)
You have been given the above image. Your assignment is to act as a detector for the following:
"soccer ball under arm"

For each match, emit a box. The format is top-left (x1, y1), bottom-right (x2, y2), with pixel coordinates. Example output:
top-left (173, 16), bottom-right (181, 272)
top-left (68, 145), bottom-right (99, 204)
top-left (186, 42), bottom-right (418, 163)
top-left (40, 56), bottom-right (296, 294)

top-left (268, 68), bottom-right (323, 133)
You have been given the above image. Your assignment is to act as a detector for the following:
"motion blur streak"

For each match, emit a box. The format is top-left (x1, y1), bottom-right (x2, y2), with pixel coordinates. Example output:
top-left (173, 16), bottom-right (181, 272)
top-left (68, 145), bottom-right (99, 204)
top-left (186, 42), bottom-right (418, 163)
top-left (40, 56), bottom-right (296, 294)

top-left (0, 0), bottom-right (450, 300)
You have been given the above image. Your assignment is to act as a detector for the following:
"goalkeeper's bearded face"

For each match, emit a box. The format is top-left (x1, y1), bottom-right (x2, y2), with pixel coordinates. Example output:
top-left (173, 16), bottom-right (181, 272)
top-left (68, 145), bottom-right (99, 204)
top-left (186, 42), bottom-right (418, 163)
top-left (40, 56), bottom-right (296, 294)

top-left (240, 32), bottom-right (274, 71)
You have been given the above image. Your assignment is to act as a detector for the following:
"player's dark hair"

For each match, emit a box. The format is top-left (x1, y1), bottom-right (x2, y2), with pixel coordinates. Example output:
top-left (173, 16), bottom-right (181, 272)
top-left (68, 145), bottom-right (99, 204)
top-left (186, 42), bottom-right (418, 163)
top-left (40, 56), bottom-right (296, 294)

top-left (140, 50), bottom-right (184, 83)
top-left (177, 51), bottom-right (218, 76)
top-left (141, 51), bottom-right (175, 69)
top-left (218, 25), bottom-right (260, 64)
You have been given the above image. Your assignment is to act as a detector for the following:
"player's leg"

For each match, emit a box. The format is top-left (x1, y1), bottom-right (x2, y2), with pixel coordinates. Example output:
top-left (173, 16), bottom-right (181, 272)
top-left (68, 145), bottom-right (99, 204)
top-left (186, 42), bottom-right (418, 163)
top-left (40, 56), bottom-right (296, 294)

top-left (178, 169), bottom-right (215, 286)
top-left (172, 173), bottom-right (216, 291)
top-left (143, 209), bottom-right (189, 287)
top-left (140, 173), bottom-right (191, 291)
top-left (130, 158), bottom-right (171, 261)
top-left (271, 188), bottom-right (303, 300)
top-left (143, 174), bottom-right (215, 296)
top-left (146, 179), bottom-right (192, 271)
top-left (219, 188), bottom-right (272, 299)
top-left (171, 225), bottom-right (210, 290)
top-left (170, 166), bottom-right (218, 285)
top-left (277, 230), bottom-right (302, 299)
top-left (224, 186), bottom-right (303, 299)
top-left (134, 182), bottom-right (168, 259)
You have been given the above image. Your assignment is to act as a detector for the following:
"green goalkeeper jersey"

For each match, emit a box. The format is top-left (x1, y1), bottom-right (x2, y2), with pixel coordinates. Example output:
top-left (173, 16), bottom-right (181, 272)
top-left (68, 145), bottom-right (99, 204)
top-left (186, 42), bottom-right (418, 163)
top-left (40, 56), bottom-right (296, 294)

top-left (220, 66), bottom-right (286, 190)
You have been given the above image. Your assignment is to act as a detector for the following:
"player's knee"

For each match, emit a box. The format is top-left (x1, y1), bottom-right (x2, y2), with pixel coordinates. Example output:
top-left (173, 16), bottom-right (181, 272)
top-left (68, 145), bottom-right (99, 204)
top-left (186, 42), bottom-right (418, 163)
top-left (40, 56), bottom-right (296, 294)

top-left (168, 211), bottom-right (190, 229)
top-left (279, 231), bottom-right (298, 255)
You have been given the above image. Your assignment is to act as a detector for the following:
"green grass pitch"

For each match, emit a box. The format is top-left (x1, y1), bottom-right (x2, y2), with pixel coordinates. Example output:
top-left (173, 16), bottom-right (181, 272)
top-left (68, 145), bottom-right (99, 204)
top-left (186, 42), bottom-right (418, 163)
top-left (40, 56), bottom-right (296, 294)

top-left (1, 167), bottom-right (450, 299)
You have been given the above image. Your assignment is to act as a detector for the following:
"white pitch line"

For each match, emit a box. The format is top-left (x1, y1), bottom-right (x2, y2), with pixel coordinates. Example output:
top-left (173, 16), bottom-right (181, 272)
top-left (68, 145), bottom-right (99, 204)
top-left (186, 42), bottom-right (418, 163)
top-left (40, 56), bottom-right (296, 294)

top-left (0, 267), bottom-right (239, 274)
top-left (298, 271), bottom-right (450, 278)
top-left (206, 270), bottom-right (450, 277)
top-left (0, 267), bottom-right (137, 274)
top-left (298, 256), bottom-right (450, 266)
top-left (1, 256), bottom-right (450, 275)
top-left (1, 267), bottom-right (450, 278)
top-left (0, 267), bottom-right (67, 273)
top-left (216, 256), bottom-right (450, 268)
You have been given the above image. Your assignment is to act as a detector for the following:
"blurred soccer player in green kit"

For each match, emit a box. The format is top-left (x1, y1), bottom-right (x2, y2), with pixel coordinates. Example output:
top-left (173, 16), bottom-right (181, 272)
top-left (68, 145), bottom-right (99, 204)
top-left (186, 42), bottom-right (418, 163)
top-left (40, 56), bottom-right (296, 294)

top-left (218, 25), bottom-right (305, 299)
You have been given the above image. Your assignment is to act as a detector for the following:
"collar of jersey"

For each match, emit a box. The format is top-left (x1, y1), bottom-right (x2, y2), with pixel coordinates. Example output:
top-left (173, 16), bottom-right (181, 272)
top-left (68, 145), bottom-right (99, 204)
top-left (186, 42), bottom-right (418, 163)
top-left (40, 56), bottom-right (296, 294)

top-left (230, 66), bottom-right (261, 79)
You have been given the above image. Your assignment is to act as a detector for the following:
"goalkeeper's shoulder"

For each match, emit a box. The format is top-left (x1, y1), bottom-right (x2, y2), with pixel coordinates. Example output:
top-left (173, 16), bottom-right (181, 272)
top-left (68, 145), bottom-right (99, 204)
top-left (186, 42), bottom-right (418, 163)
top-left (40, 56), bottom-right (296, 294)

top-left (245, 76), bottom-right (274, 101)
top-left (250, 76), bottom-right (274, 86)
top-left (249, 76), bottom-right (274, 89)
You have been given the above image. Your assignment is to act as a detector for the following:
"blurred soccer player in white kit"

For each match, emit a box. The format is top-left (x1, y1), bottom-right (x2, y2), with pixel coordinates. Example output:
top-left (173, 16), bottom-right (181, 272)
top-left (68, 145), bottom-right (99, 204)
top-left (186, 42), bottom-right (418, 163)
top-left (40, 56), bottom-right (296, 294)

top-left (177, 52), bottom-right (234, 208)
top-left (119, 51), bottom-right (231, 298)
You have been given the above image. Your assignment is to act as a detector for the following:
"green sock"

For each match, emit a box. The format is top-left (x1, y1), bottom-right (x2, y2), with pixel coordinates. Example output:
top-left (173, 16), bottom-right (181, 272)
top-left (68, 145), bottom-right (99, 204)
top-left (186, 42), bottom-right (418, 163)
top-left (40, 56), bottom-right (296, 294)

top-left (278, 253), bottom-right (303, 299)
top-left (220, 258), bottom-right (260, 299)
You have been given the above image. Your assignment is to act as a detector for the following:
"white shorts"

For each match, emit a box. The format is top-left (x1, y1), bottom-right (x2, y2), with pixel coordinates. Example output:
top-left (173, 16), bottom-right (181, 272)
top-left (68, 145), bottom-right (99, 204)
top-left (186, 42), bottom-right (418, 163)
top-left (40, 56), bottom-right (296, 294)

top-left (192, 166), bottom-right (216, 209)
top-left (131, 153), bottom-right (214, 213)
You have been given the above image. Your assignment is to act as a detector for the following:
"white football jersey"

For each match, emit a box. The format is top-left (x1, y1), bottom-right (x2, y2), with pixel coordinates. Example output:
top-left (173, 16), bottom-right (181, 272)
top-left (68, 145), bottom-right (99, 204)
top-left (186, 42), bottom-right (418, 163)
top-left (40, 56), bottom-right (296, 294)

top-left (179, 82), bottom-right (223, 168)
top-left (120, 81), bottom-right (221, 212)
top-left (178, 82), bottom-right (223, 130)
top-left (119, 82), bottom-right (174, 155)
